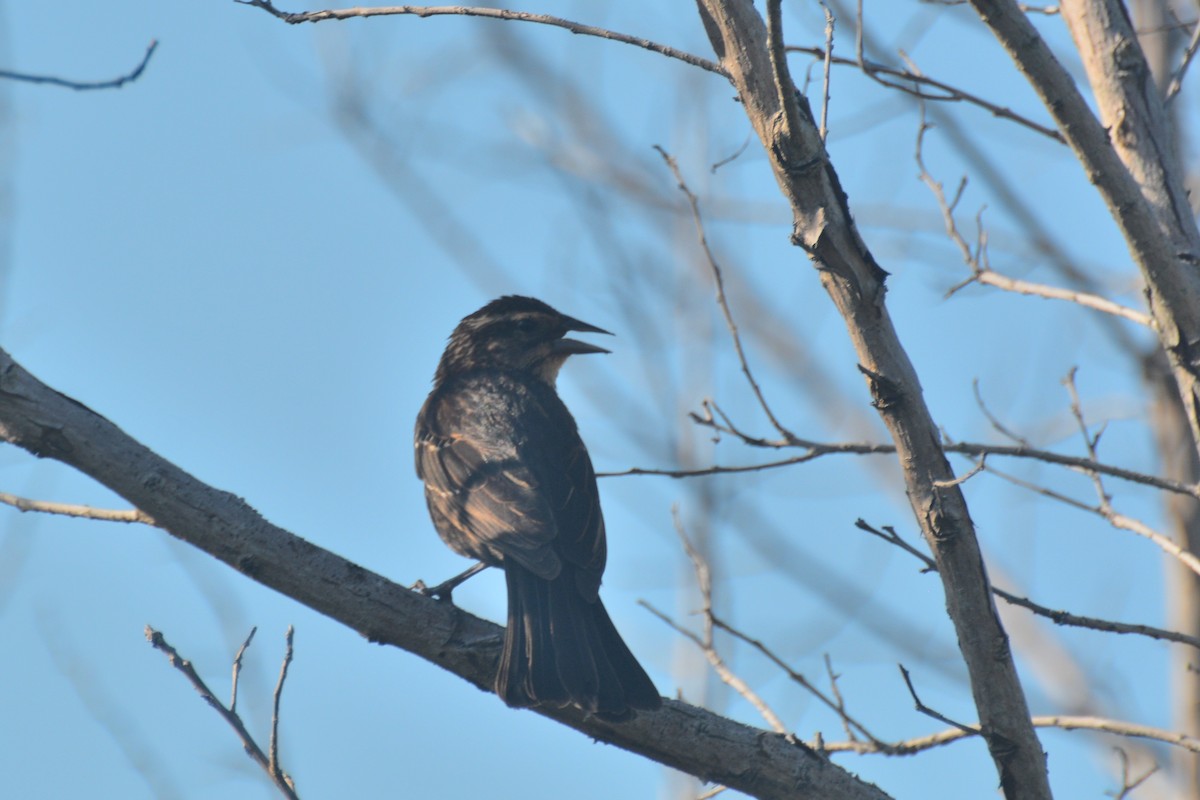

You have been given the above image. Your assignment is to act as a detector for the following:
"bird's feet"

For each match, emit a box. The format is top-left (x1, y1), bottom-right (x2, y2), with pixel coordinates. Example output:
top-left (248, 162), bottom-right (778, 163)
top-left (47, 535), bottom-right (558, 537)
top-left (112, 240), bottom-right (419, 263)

top-left (412, 561), bottom-right (489, 602)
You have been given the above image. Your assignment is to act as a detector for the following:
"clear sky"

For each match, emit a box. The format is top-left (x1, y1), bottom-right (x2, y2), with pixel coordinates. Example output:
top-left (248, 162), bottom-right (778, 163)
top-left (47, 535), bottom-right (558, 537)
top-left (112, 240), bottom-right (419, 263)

top-left (0, 1), bottom-right (1192, 798)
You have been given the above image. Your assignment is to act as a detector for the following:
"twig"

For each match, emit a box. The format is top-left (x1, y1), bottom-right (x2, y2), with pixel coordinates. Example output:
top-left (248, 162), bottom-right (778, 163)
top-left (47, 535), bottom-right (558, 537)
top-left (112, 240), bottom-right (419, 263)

top-left (968, 268), bottom-right (1152, 326)
top-left (710, 136), bottom-right (752, 173)
top-left (817, 4), bottom-right (835, 142)
top-left (824, 714), bottom-right (1199, 756)
top-left (641, 509), bottom-right (790, 734)
top-left (1042, 716), bottom-right (1199, 752)
top-left (653, 147), bottom-right (801, 444)
top-left (824, 655), bottom-right (855, 742)
top-left (236, 1), bottom-right (725, 77)
top-left (899, 665), bottom-right (980, 736)
top-left (603, 423), bottom-right (1200, 503)
top-left (854, 0), bottom-right (864, 66)
top-left (1107, 747), bottom-right (1158, 799)
top-left (145, 626), bottom-right (300, 800)
top-left (231, 627), bottom-right (258, 713)
top-left (981, 455), bottom-right (1200, 580)
top-left (916, 106), bottom-right (1148, 325)
top-left (0, 40), bottom-right (158, 91)
top-left (971, 379), bottom-right (1032, 447)
top-left (854, 519), bottom-right (1200, 649)
top-left (270, 627), bottom-right (296, 793)
top-left (711, 617), bottom-right (890, 749)
top-left (0, 491), bottom-right (155, 524)
top-left (1164, 18), bottom-right (1200, 102)
top-left (932, 455), bottom-right (986, 488)
top-left (786, 43), bottom-right (1063, 142)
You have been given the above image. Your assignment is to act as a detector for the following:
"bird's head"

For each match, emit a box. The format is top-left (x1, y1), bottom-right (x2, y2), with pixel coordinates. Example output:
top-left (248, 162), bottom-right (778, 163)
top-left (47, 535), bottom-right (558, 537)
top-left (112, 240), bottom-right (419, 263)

top-left (435, 295), bottom-right (612, 386)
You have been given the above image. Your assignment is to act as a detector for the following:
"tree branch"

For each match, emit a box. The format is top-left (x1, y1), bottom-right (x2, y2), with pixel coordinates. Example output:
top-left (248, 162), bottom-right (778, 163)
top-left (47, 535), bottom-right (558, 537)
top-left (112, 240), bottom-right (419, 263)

top-left (0, 347), bottom-right (889, 800)
top-left (0, 491), bottom-right (154, 524)
top-left (237, 0), bottom-right (725, 77)
top-left (146, 626), bottom-right (300, 800)
top-left (785, 44), bottom-right (1064, 142)
top-left (692, 3), bottom-right (1050, 794)
top-left (854, 519), bottom-right (1200, 649)
top-left (970, 0), bottom-right (1200, 464)
top-left (0, 40), bottom-right (158, 91)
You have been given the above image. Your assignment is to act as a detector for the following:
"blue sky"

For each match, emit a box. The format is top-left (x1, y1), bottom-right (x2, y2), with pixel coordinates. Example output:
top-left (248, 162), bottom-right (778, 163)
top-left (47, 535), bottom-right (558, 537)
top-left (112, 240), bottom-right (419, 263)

top-left (0, 1), bottom-right (1193, 798)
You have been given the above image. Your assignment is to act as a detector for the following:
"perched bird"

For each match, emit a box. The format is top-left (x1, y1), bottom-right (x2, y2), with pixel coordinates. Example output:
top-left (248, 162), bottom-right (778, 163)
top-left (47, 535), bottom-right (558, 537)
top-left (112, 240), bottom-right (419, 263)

top-left (414, 295), bottom-right (661, 721)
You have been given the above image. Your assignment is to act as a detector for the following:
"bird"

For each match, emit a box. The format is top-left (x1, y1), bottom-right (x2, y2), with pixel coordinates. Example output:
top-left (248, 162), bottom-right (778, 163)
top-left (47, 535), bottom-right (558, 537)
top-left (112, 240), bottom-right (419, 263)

top-left (414, 295), bottom-right (661, 721)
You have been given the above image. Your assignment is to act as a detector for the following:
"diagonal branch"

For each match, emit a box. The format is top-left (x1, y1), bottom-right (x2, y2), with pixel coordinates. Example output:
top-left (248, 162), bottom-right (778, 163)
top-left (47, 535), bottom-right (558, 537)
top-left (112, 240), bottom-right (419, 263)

top-left (969, 0), bottom-right (1200, 465)
top-left (855, 519), bottom-right (1200, 649)
top-left (785, 44), bottom-right (1064, 142)
top-left (0, 347), bottom-right (889, 800)
top-left (693, 2), bottom-right (1050, 795)
top-left (146, 626), bottom-right (300, 800)
top-left (654, 146), bottom-right (800, 444)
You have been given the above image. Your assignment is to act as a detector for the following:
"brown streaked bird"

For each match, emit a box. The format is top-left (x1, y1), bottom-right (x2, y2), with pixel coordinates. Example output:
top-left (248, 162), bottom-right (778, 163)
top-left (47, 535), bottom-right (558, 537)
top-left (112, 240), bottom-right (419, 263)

top-left (414, 295), bottom-right (661, 721)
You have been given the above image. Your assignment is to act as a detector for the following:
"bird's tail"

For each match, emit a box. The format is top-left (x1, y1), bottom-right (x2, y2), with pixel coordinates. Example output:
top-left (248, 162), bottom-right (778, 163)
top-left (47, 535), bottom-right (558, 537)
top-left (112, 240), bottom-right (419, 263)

top-left (496, 563), bottom-right (661, 721)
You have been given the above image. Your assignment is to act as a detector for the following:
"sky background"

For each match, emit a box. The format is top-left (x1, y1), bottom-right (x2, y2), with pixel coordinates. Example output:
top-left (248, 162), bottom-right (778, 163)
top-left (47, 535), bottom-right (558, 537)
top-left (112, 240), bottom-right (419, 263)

top-left (0, 1), bottom-right (1195, 798)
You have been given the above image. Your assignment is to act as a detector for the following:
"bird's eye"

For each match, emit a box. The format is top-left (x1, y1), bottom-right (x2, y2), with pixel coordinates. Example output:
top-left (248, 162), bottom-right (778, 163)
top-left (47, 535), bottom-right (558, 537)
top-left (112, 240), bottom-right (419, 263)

top-left (516, 318), bottom-right (538, 333)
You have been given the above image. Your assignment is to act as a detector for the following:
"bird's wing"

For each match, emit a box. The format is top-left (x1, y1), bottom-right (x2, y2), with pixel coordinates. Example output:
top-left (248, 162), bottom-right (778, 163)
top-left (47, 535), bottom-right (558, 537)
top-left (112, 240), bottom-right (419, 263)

top-left (415, 378), bottom-right (562, 578)
top-left (514, 382), bottom-right (607, 599)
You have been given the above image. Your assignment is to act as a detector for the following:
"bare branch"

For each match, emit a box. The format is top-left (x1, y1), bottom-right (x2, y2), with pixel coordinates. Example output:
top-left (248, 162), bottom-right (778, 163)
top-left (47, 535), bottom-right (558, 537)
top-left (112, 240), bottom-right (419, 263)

top-left (270, 627), bottom-right (297, 794)
top-left (0, 40), bottom-right (158, 91)
top-left (916, 108), bottom-right (1149, 325)
top-left (231, 627), bottom-right (258, 714)
top-left (641, 509), bottom-right (790, 734)
top-left (641, 601), bottom-right (787, 735)
top-left (785, 44), bottom-right (1064, 141)
top-left (827, 714), bottom-right (1200, 756)
top-left (931, 456), bottom-right (986, 489)
top-left (606, 416), bottom-right (1200, 502)
top-left (969, 268), bottom-right (1152, 326)
top-left (854, 520), bottom-right (1200, 649)
top-left (1039, 715), bottom-right (1200, 753)
top-left (899, 665), bottom-right (980, 737)
top-left (1164, 18), bottom-right (1200, 103)
top-left (967, 0), bottom-right (1200, 464)
top-left (817, 5), bottom-right (835, 142)
top-left (971, 379), bottom-right (1032, 447)
top-left (0, 491), bottom-right (155, 524)
top-left (145, 626), bottom-right (301, 800)
top-left (653, 148), bottom-right (799, 444)
top-left (982, 455), bottom-right (1200, 580)
top-left (1108, 748), bottom-right (1159, 799)
top-left (236, 1), bottom-right (725, 76)
top-left (708, 616), bottom-right (891, 750)
top-left (0, 348), bottom-right (889, 800)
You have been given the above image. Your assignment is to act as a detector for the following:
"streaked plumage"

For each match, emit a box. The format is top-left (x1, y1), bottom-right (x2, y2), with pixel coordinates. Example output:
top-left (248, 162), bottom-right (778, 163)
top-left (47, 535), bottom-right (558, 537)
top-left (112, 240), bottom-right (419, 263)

top-left (414, 296), bottom-right (660, 720)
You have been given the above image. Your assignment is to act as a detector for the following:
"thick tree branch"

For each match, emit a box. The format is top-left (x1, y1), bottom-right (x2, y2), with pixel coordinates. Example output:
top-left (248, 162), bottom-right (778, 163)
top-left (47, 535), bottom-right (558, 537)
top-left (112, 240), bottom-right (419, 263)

top-left (0, 348), bottom-right (889, 800)
top-left (693, 1), bottom-right (1050, 796)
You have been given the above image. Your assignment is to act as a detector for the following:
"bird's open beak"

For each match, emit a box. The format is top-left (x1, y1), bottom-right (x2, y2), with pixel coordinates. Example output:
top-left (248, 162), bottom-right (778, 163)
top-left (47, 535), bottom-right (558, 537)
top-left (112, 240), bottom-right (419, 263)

top-left (554, 314), bottom-right (613, 356)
